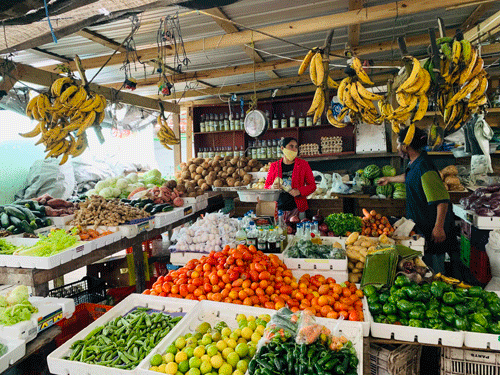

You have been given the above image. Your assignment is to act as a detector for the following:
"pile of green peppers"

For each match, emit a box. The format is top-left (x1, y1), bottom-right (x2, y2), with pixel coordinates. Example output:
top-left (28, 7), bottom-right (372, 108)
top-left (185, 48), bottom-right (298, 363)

top-left (366, 275), bottom-right (500, 333)
top-left (248, 338), bottom-right (358, 375)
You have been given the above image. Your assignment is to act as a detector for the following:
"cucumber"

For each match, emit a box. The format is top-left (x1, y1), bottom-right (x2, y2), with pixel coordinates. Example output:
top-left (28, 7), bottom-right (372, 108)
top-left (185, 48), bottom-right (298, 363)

top-left (0, 206), bottom-right (4, 214)
top-left (12, 227), bottom-right (22, 235)
top-left (6, 225), bottom-right (15, 233)
top-left (162, 205), bottom-right (174, 212)
top-left (9, 216), bottom-right (22, 227)
top-left (4, 206), bottom-right (26, 221)
top-left (20, 220), bottom-right (34, 233)
top-left (151, 204), bottom-right (170, 214)
top-left (42, 218), bottom-right (52, 227)
top-left (13, 205), bottom-right (36, 222)
top-left (120, 199), bottom-right (131, 204)
top-left (136, 199), bottom-right (153, 208)
top-left (0, 213), bottom-right (9, 228)
top-left (23, 201), bottom-right (37, 210)
top-left (143, 203), bottom-right (155, 213)
top-left (35, 218), bottom-right (44, 227)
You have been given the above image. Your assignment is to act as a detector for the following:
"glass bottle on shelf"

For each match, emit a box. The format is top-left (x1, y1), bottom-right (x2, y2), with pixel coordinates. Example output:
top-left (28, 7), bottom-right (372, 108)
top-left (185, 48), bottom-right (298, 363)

top-left (257, 229), bottom-right (267, 252)
top-left (298, 112), bottom-right (305, 127)
top-left (272, 140), bottom-right (277, 159)
top-left (261, 140), bottom-right (267, 159)
top-left (252, 141), bottom-right (258, 159)
top-left (281, 112), bottom-right (287, 128)
top-left (272, 112), bottom-right (279, 129)
top-left (206, 114), bottom-right (211, 132)
top-left (266, 141), bottom-right (272, 159)
top-left (208, 147), bottom-right (215, 158)
top-left (265, 110), bottom-right (270, 126)
top-left (235, 112), bottom-right (240, 130)
top-left (229, 113), bottom-right (235, 131)
top-left (210, 114), bottom-right (215, 132)
top-left (224, 113), bottom-right (229, 131)
top-left (212, 114), bottom-right (217, 131)
top-left (239, 146), bottom-right (245, 158)
top-left (200, 114), bottom-right (205, 133)
top-left (306, 114), bottom-right (313, 127)
top-left (267, 229), bottom-right (276, 253)
top-left (240, 110), bottom-right (245, 130)
top-left (289, 109), bottom-right (296, 128)
top-left (276, 139), bottom-right (282, 157)
top-left (219, 114), bottom-right (224, 131)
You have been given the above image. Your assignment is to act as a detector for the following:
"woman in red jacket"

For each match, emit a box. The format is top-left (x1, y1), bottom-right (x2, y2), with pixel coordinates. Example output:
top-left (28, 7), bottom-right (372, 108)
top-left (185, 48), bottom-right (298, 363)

top-left (265, 137), bottom-right (316, 219)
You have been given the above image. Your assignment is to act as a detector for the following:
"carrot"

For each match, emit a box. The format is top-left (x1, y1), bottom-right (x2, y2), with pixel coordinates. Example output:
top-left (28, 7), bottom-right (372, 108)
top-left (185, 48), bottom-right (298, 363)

top-left (80, 234), bottom-right (90, 240)
top-left (377, 229), bottom-right (383, 235)
top-left (362, 208), bottom-right (370, 218)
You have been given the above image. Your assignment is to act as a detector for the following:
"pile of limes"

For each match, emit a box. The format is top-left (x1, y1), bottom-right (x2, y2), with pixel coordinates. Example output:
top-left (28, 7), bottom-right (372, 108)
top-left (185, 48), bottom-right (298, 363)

top-left (149, 314), bottom-right (270, 374)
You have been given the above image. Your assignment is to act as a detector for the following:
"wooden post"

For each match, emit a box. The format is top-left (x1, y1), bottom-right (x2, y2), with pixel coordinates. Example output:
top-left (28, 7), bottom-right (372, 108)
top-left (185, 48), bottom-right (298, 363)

top-left (185, 105), bottom-right (194, 161)
top-left (173, 112), bottom-right (182, 167)
top-left (132, 242), bottom-right (146, 294)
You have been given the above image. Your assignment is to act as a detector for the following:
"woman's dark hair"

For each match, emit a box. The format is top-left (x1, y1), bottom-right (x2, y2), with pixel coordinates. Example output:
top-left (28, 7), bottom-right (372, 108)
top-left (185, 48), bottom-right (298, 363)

top-left (282, 137), bottom-right (298, 148)
top-left (398, 126), bottom-right (427, 151)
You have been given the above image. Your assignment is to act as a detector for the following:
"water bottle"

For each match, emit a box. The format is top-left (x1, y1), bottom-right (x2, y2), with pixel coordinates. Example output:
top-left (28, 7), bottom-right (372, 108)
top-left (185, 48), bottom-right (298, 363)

top-left (305, 222), bottom-right (312, 240)
top-left (247, 221), bottom-right (257, 247)
top-left (257, 229), bottom-right (267, 252)
top-left (235, 218), bottom-right (247, 245)
top-left (296, 223), bottom-right (303, 240)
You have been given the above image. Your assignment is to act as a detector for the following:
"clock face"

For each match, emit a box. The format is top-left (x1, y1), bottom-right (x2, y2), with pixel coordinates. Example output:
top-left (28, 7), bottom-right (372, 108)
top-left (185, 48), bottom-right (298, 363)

top-left (244, 110), bottom-right (267, 137)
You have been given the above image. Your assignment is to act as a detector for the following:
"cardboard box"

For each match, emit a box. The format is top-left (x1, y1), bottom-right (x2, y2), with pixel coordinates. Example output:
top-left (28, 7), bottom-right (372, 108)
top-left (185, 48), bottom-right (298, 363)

top-left (256, 201), bottom-right (278, 223)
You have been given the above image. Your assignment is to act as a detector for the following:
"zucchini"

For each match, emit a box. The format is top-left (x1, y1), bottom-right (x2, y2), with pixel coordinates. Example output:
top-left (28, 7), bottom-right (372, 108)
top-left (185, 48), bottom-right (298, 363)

top-left (4, 206), bottom-right (26, 221)
top-left (12, 227), bottom-right (22, 235)
top-left (20, 220), bottom-right (34, 233)
top-left (9, 216), bottom-right (22, 227)
top-left (42, 218), bottom-right (52, 227)
top-left (0, 206), bottom-right (4, 214)
top-left (162, 205), bottom-right (174, 212)
top-left (136, 199), bottom-right (153, 208)
top-left (120, 199), bottom-right (131, 204)
top-left (32, 210), bottom-right (43, 218)
top-left (129, 199), bottom-right (140, 206)
top-left (150, 204), bottom-right (170, 214)
top-left (143, 204), bottom-right (155, 213)
top-left (13, 205), bottom-right (36, 222)
top-left (24, 201), bottom-right (37, 210)
top-left (0, 213), bottom-right (9, 228)
top-left (35, 218), bottom-right (44, 227)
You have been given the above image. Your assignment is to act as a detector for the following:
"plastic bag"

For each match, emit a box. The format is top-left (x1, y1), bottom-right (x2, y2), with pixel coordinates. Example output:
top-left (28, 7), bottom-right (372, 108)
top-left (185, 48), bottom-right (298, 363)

top-left (257, 307), bottom-right (298, 351)
top-left (313, 171), bottom-right (328, 194)
top-left (329, 173), bottom-right (350, 195)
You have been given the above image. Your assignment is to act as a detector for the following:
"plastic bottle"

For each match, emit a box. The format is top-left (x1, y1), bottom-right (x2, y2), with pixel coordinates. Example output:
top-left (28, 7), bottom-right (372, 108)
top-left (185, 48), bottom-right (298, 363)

top-left (267, 229), bottom-right (277, 253)
top-left (257, 228), bottom-right (267, 252)
top-left (246, 221), bottom-right (258, 247)
top-left (235, 218), bottom-right (247, 245)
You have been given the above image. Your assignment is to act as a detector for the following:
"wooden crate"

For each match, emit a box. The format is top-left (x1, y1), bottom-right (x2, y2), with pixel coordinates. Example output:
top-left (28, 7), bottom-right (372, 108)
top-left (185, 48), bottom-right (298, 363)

top-left (308, 198), bottom-right (344, 217)
top-left (354, 197), bottom-right (406, 218)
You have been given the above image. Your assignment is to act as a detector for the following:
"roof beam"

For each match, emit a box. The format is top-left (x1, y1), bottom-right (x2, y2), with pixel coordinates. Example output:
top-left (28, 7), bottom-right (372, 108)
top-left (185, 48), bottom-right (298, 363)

top-left (460, 3), bottom-right (493, 32)
top-left (101, 31), bottom-right (453, 90)
top-left (76, 28), bottom-right (129, 53)
top-left (0, 58), bottom-right (179, 114)
top-left (464, 10), bottom-right (500, 42)
top-left (204, 7), bottom-right (279, 79)
top-left (30, 47), bottom-right (72, 63)
top-left (41, 0), bottom-right (489, 72)
top-left (348, 0), bottom-right (363, 47)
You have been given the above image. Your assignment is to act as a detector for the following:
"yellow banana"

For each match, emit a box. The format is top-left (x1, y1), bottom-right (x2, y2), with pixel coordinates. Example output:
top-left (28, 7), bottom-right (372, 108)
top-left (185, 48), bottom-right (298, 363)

top-left (326, 108), bottom-right (347, 128)
top-left (413, 95), bottom-right (428, 122)
top-left (352, 57), bottom-right (374, 85)
top-left (343, 83), bottom-right (359, 113)
top-left (76, 111), bottom-right (97, 136)
top-left (79, 94), bottom-right (101, 112)
top-left (446, 77), bottom-right (480, 108)
top-left (349, 81), bottom-right (368, 109)
top-left (313, 90), bottom-right (325, 124)
top-left (51, 77), bottom-right (73, 97)
top-left (395, 94), bottom-right (418, 114)
top-left (416, 69), bottom-right (431, 96)
top-left (397, 57), bottom-right (421, 93)
top-left (337, 77), bottom-right (350, 105)
top-left (468, 74), bottom-right (488, 104)
top-left (25, 95), bottom-right (39, 118)
top-left (356, 81), bottom-right (384, 101)
top-left (68, 86), bottom-right (88, 108)
top-left (19, 122), bottom-right (42, 138)
top-left (403, 72), bottom-right (425, 94)
top-left (451, 40), bottom-right (462, 67)
top-left (396, 92), bottom-right (410, 107)
top-left (391, 121), bottom-right (401, 134)
top-left (461, 39), bottom-right (472, 63)
top-left (459, 48), bottom-right (478, 86)
top-left (59, 85), bottom-right (78, 103)
top-left (298, 50), bottom-right (315, 75)
top-left (36, 95), bottom-right (48, 121)
top-left (94, 95), bottom-right (107, 113)
top-left (469, 57), bottom-right (484, 81)
top-left (307, 87), bottom-right (324, 116)
top-left (327, 76), bottom-right (339, 89)
top-left (309, 54), bottom-right (318, 86)
top-left (403, 124), bottom-right (415, 146)
top-left (314, 52), bottom-right (325, 86)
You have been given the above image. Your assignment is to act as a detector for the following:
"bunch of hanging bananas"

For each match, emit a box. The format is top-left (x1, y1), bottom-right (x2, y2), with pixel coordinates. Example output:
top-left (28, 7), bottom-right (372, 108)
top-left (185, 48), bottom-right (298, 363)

top-left (298, 49), bottom-right (340, 126)
top-left (156, 115), bottom-right (180, 150)
top-left (334, 57), bottom-right (385, 127)
top-left (22, 77), bottom-right (106, 164)
top-left (428, 36), bottom-right (488, 134)
top-left (383, 57), bottom-right (431, 141)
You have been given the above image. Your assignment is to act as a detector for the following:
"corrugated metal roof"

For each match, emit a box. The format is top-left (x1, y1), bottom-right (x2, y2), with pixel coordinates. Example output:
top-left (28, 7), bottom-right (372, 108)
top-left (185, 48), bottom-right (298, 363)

top-left (5, 0), bottom-right (500, 102)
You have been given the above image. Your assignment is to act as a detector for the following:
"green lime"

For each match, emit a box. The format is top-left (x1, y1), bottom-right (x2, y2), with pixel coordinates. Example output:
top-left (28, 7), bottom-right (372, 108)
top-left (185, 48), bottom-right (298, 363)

top-left (222, 347), bottom-right (234, 360)
top-left (184, 347), bottom-right (195, 358)
top-left (206, 344), bottom-right (219, 357)
top-left (247, 321), bottom-right (257, 331)
top-left (232, 370), bottom-right (244, 375)
top-left (201, 334), bottom-right (213, 346)
top-left (235, 343), bottom-right (248, 358)
top-left (150, 353), bottom-right (163, 367)
top-left (175, 337), bottom-right (187, 350)
top-left (218, 363), bottom-right (232, 375)
top-left (163, 353), bottom-right (175, 363)
top-left (226, 352), bottom-right (240, 368)
top-left (186, 337), bottom-right (198, 348)
top-left (225, 339), bottom-right (237, 349)
top-left (166, 344), bottom-right (178, 355)
top-left (188, 368), bottom-right (201, 375)
top-left (236, 314), bottom-right (246, 322)
top-left (193, 345), bottom-right (206, 358)
top-left (211, 332), bottom-right (222, 342)
top-left (194, 333), bottom-right (203, 341)
top-left (197, 322), bottom-right (211, 334)
top-left (236, 359), bottom-right (248, 373)
top-left (201, 355), bottom-right (210, 363)
top-left (179, 360), bottom-right (190, 373)
top-left (189, 356), bottom-right (202, 369)
top-left (200, 360), bottom-right (213, 374)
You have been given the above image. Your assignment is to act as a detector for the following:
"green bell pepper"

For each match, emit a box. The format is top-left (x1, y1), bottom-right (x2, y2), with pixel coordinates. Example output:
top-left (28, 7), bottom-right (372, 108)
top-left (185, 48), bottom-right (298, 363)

top-left (471, 322), bottom-right (488, 333)
top-left (466, 299), bottom-right (478, 312)
top-left (455, 304), bottom-right (469, 317)
top-left (369, 303), bottom-right (383, 315)
top-left (478, 308), bottom-right (492, 321)
top-left (387, 295), bottom-right (399, 305)
top-left (386, 315), bottom-right (398, 324)
top-left (399, 318), bottom-right (409, 326)
top-left (468, 286), bottom-right (483, 297)
top-left (428, 298), bottom-right (440, 311)
top-left (374, 315), bottom-right (387, 323)
top-left (489, 322), bottom-right (500, 334)
top-left (383, 303), bottom-right (397, 315)
top-left (408, 319), bottom-right (423, 328)
top-left (405, 286), bottom-right (422, 300)
top-left (420, 289), bottom-right (431, 301)
top-left (363, 285), bottom-right (377, 297)
top-left (395, 275), bottom-right (411, 287)
top-left (409, 308), bottom-right (425, 320)
top-left (397, 299), bottom-right (413, 312)
top-left (440, 306), bottom-right (455, 317)
top-left (413, 302), bottom-right (426, 310)
top-left (379, 293), bottom-right (390, 304)
top-left (367, 295), bottom-right (379, 305)
top-left (425, 309), bottom-right (439, 319)
top-left (443, 292), bottom-right (464, 305)
top-left (390, 285), bottom-right (399, 294)
top-left (432, 322), bottom-right (446, 330)
top-left (444, 313), bottom-right (457, 326)
top-left (488, 302), bottom-right (500, 316)
top-left (454, 317), bottom-right (469, 331)
top-left (430, 281), bottom-right (445, 299)
top-left (393, 289), bottom-right (407, 300)
top-left (472, 312), bottom-right (489, 328)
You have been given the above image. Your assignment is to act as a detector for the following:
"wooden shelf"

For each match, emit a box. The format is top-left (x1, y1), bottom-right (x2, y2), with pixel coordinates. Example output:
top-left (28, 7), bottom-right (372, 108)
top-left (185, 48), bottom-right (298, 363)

top-left (194, 130), bottom-right (245, 135)
top-left (424, 108), bottom-right (500, 117)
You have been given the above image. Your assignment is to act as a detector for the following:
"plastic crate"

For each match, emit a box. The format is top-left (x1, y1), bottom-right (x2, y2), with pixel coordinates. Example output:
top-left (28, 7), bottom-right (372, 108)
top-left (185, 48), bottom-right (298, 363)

top-left (370, 343), bottom-right (421, 375)
top-left (470, 245), bottom-right (492, 284)
top-left (54, 303), bottom-right (112, 346)
top-left (460, 235), bottom-right (471, 268)
top-left (441, 347), bottom-right (500, 375)
top-left (48, 276), bottom-right (107, 305)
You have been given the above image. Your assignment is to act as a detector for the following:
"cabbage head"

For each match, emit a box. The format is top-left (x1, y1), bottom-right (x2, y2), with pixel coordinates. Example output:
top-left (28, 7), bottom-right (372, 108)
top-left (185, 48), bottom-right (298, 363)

top-left (126, 173), bottom-right (138, 183)
top-left (143, 169), bottom-right (162, 186)
top-left (116, 178), bottom-right (129, 190)
top-left (111, 187), bottom-right (121, 197)
top-left (6, 285), bottom-right (29, 305)
top-left (94, 180), bottom-right (108, 192)
top-left (99, 187), bottom-right (114, 199)
top-left (85, 189), bottom-right (97, 196)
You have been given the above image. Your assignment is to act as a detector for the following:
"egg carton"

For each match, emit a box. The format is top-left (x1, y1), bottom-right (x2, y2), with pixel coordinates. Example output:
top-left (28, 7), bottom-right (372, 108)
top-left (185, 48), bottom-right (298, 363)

top-left (322, 145), bottom-right (343, 154)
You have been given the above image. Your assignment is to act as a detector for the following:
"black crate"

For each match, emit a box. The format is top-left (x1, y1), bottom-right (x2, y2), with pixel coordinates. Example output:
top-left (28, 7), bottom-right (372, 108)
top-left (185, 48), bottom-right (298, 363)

top-left (49, 276), bottom-right (107, 305)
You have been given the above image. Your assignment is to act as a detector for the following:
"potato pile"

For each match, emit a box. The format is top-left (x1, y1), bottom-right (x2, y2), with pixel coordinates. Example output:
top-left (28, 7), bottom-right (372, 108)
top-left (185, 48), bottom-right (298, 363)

top-left (345, 232), bottom-right (393, 283)
top-left (439, 165), bottom-right (465, 191)
top-left (175, 156), bottom-right (262, 194)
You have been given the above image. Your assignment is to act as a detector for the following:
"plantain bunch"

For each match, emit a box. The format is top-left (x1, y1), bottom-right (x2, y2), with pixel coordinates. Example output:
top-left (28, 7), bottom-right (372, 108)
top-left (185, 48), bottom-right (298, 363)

top-left (430, 36), bottom-right (489, 134)
top-left (157, 115), bottom-right (180, 150)
top-left (22, 77), bottom-right (106, 164)
top-left (298, 49), bottom-right (339, 127)
top-left (335, 57), bottom-right (385, 127)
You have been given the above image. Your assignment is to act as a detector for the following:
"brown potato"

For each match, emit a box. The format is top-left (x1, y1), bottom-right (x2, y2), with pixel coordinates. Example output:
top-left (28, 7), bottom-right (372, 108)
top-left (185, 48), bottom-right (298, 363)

top-left (244, 166), bottom-right (251, 172)
top-left (197, 179), bottom-right (206, 187)
top-left (234, 181), bottom-right (241, 187)
top-left (194, 174), bottom-right (202, 181)
top-left (181, 171), bottom-right (190, 180)
top-left (251, 167), bottom-right (259, 172)
top-left (201, 183), bottom-right (209, 191)
top-left (227, 167), bottom-right (235, 175)
top-left (201, 170), bottom-right (208, 177)
top-left (227, 177), bottom-right (235, 187)
top-left (213, 179), bottom-right (223, 187)
top-left (238, 169), bottom-right (246, 177)
top-left (196, 166), bottom-right (204, 174)
top-left (232, 172), bottom-right (239, 179)
top-left (248, 159), bottom-right (257, 167)
top-left (202, 162), bottom-right (209, 169)
top-left (221, 172), bottom-right (228, 179)
top-left (189, 164), bottom-right (197, 172)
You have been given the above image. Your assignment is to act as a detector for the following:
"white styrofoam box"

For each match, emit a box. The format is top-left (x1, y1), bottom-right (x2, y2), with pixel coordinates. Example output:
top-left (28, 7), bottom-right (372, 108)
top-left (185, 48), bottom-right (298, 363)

top-left (196, 199), bottom-right (208, 212)
top-left (367, 302), bottom-right (464, 347)
top-left (453, 204), bottom-right (500, 230)
top-left (154, 210), bottom-right (177, 229)
top-left (356, 122), bottom-right (387, 153)
top-left (463, 331), bottom-right (500, 351)
top-left (0, 237), bottom-right (89, 269)
top-left (316, 296), bottom-right (370, 337)
top-left (63, 226), bottom-right (122, 253)
top-left (138, 300), bottom-right (363, 375)
top-left (47, 295), bottom-right (198, 375)
top-left (0, 337), bottom-right (26, 374)
top-left (182, 195), bottom-right (207, 209)
top-left (453, 204), bottom-right (472, 224)
top-left (119, 217), bottom-right (155, 239)
top-left (284, 236), bottom-right (347, 271)
top-left (0, 296), bottom-right (75, 343)
top-left (249, 172), bottom-right (268, 181)
top-left (170, 251), bottom-right (209, 265)
top-left (290, 269), bottom-right (349, 284)
top-left (50, 215), bottom-right (75, 228)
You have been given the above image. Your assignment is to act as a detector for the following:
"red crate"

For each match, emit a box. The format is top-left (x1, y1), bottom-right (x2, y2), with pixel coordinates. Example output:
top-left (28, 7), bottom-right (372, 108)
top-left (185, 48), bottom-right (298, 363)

top-left (470, 245), bottom-right (492, 284)
top-left (54, 303), bottom-right (112, 346)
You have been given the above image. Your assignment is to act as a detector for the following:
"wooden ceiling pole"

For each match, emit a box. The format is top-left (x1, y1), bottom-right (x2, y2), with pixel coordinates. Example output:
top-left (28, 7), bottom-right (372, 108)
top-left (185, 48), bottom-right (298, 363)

top-left (460, 3), bottom-right (493, 32)
top-left (41, 0), bottom-right (491, 72)
top-left (464, 10), bottom-right (500, 42)
top-left (0, 58), bottom-right (180, 113)
top-left (347, 0), bottom-right (363, 47)
top-left (204, 7), bottom-right (280, 79)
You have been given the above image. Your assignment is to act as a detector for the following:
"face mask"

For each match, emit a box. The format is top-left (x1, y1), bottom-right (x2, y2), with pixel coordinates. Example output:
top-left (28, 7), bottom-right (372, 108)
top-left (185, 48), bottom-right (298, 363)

top-left (282, 148), bottom-right (297, 162)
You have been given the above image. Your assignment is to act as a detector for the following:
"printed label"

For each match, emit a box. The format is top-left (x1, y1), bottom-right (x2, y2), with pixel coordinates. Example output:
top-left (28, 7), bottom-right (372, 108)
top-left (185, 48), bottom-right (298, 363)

top-left (76, 245), bottom-right (84, 253)
top-left (38, 308), bottom-right (63, 332)
top-left (138, 222), bottom-right (150, 233)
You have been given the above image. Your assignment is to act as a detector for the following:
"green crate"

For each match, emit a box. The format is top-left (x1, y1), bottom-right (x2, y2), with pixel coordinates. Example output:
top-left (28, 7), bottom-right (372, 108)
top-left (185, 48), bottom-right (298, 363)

top-left (460, 234), bottom-right (470, 268)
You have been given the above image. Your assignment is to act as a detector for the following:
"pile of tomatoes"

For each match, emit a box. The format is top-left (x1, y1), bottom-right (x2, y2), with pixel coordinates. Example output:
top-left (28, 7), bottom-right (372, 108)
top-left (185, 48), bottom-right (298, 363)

top-left (143, 244), bottom-right (364, 321)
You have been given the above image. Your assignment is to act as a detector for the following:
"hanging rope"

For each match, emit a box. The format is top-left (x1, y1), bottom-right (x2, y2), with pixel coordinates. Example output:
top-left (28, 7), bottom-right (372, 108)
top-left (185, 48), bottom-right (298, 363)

top-left (43, 0), bottom-right (58, 44)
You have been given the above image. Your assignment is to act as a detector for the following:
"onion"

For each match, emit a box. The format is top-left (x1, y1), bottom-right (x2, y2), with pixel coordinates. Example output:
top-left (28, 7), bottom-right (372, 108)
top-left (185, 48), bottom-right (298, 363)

top-left (289, 215), bottom-right (300, 224)
top-left (312, 210), bottom-right (324, 224)
top-left (319, 223), bottom-right (329, 233)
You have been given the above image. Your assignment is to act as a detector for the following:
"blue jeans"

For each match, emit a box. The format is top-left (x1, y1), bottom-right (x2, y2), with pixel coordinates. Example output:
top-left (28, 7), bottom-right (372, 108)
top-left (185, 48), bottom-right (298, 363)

top-left (423, 253), bottom-right (446, 274)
